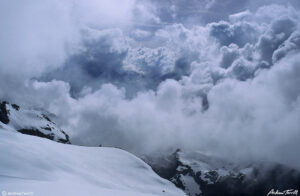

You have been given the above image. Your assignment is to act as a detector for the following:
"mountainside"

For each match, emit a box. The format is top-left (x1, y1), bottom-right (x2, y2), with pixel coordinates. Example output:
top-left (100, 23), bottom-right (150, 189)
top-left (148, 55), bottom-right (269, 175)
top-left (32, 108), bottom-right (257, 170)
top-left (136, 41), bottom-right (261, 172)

top-left (0, 101), bottom-right (70, 144)
top-left (1, 101), bottom-right (299, 196)
top-left (145, 150), bottom-right (300, 196)
top-left (0, 127), bottom-right (185, 196)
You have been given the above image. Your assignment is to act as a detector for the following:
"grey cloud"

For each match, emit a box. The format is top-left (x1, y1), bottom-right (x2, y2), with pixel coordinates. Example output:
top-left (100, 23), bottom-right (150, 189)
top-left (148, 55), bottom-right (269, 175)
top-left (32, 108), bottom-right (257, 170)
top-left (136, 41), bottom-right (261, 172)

top-left (42, 28), bottom-right (129, 96)
top-left (227, 58), bottom-right (256, 81)
top-left (145, 0), bottom-right (299, 26)
top-left (42, 24), bottom-right (209, 97)
top-left (220, 44), bottom-right (240, 69)
top-left (256, 16), bottom-right (297, 64)
top-left (209, 21), bottom-right (259, 47)
top-left (1, 0), bottom-right (300, 169)
top-left (272, 31), bottom-right (300, 63)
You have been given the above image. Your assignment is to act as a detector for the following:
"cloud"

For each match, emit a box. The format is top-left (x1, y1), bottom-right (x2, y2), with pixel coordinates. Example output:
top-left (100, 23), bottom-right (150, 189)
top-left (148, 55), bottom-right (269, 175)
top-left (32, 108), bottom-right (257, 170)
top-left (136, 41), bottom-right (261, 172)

top-left (74, 0), bottom-right (136, 28)
top-left (209, 21), bottom-right (259, 47)
top-left (42, 28), bottom-right (129, 96)
top-left (272, 31), bottom-right (300, 63)
top-left (205, 53), bottom-right (300, 165)
top-left (0, 0), bottom-right (75, 79)
top-left (256, 16), bottom-right (297, 64)
top-left (1, 1), bottom-right (300, 169)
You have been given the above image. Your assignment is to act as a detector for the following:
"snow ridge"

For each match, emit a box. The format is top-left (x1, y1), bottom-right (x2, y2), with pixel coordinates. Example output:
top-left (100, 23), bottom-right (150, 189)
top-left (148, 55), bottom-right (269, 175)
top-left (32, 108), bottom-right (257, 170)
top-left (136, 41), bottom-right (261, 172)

top-left (0, 101), bottom-right (70, 144)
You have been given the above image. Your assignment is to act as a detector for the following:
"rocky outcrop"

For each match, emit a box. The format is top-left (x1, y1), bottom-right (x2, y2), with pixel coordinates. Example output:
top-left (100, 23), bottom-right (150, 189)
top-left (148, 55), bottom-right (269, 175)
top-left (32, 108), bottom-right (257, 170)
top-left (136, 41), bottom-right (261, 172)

top-left (145, 150), bottom-right (300, 196)
top-left (0, 101), bottom-right (10, 124)
top-left (0, 101), bottom-right (71, 144)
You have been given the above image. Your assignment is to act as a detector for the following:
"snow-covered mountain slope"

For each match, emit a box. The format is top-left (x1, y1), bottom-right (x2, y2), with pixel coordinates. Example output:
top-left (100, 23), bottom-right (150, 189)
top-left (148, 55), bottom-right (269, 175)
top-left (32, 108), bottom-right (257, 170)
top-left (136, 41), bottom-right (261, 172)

top-left (0, 130), bottom-right (185, 196)
top-left (0, 101), bottom-right (70, 144)
top-left (145, 150), bottom-right (300, 196)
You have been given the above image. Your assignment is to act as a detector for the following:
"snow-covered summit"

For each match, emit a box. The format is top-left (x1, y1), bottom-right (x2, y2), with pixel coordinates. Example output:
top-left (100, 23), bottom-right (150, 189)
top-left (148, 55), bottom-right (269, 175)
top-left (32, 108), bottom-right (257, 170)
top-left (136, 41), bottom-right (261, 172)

top-left (0, 101), bottom-right (70, 144)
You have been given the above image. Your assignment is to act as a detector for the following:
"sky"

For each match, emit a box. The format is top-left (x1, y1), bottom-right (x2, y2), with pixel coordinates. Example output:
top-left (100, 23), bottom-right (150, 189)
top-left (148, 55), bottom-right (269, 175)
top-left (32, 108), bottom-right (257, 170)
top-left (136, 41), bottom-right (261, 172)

top-left (0, 0), bottom-right (300, 167)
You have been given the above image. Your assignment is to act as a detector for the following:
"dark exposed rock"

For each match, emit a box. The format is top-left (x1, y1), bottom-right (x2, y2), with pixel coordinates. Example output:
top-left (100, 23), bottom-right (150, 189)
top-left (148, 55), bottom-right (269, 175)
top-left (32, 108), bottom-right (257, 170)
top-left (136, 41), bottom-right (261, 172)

top-left (42, 114), bottom-right (54, 123)
top-left (59, 130), bottom-right (71, 144)
top-left (17, 127), bottom-right (71, 144)
top-left (58, 138), bottom-right (70, 144)
top-left (0, 101), bottom-right (9, 124)
top-left (11, 104), bottom-right (20, 111)
top-left (41, 126), bottom-right (52, 131)
top-left (18, 128), bottom-right (55, 141)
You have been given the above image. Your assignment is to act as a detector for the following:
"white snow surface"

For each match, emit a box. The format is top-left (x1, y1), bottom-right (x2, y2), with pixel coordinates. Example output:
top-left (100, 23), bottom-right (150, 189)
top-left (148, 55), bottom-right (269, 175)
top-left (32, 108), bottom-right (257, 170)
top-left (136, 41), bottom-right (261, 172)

top-left (0, 130), bottom-right (185, 196)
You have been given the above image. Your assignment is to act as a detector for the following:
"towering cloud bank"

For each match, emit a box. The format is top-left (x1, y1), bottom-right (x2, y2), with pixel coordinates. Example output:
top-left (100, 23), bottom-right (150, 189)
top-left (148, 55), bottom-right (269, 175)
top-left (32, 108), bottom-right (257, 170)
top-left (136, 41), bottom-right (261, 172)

top-left (0, 0), bottom-right (299, 167)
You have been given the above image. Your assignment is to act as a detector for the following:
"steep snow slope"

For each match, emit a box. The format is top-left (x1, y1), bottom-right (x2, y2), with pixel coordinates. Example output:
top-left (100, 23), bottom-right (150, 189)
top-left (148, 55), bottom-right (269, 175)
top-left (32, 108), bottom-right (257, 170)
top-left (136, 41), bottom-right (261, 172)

top-left (0, 130), bottom-right (185, 196)
top-left (0, 101), bottom-right (70, 143)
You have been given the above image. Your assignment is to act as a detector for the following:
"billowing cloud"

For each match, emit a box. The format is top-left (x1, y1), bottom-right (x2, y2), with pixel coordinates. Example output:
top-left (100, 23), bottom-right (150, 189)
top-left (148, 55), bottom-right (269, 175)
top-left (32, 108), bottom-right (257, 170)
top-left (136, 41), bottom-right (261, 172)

top-left (1, 0), bottom-right (300, 169)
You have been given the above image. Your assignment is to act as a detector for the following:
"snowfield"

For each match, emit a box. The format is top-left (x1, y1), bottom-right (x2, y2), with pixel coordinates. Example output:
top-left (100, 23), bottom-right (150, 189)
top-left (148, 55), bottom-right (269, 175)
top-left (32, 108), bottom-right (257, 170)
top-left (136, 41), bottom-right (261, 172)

top-left (0, 130), bottom-right (185, 196)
